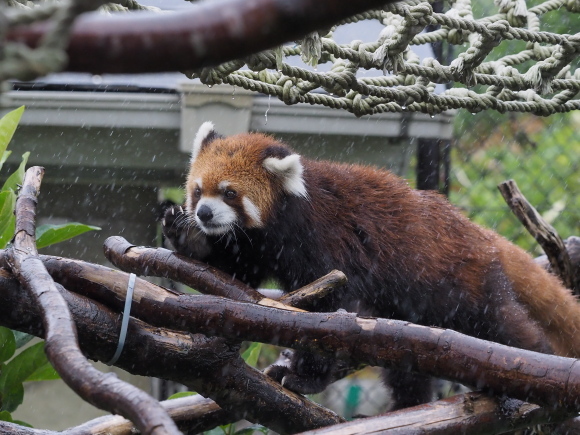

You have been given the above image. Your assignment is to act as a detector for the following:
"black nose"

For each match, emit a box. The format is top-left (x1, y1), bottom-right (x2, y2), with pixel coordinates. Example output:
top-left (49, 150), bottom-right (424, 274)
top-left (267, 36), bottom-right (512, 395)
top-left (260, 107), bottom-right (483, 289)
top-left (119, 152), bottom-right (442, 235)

top-left (197, 205), bottom-right (214, 223)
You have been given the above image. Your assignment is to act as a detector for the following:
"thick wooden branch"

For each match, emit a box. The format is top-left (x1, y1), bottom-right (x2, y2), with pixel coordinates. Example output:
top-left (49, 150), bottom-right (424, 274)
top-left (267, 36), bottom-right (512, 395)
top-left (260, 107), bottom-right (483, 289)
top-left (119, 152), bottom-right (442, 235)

top-left (103, 236), bottom-right (304, 312)
top-left (7, 0), bottom-right (397, 74)
top-left (498, 179), bottom-right (579, 292)
top-left (2, 260), bottom-right (578, 434)
top-left (0, 267), bottom-right (343, 434)
top-left (10, 246), bottom-right (580, 413)
top-left (138, 295), bottom-right (580, 412)
top-left (5, 167), bottom-right (179, 435)
top-left (298, 392), bottom-right (577, 435)
top-left (535, 236), bottom-right (580, 284)
top-left (279, 270), bottom-right (347, 310)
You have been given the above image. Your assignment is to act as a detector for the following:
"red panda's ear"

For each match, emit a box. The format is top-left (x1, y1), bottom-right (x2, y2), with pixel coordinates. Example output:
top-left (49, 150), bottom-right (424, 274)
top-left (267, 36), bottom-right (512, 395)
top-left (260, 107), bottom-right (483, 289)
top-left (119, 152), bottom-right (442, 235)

top-left (262, 150), bottom-right (308, 199)
top-left (191, 122), bottom-right (222, 163)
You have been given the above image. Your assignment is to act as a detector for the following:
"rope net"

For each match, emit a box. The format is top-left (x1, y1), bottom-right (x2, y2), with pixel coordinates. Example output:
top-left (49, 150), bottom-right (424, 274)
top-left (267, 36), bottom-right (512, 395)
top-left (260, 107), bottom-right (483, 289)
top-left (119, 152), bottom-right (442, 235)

top-left (190, 0), bottom-right (580, 116)
top-left (2, 0), bottom-right (580, 116)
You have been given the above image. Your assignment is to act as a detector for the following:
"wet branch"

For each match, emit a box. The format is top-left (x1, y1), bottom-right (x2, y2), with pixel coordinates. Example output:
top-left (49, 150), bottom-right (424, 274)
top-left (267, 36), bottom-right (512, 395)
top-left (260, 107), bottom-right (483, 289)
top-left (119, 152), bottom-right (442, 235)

top-left (0, 257), bottom-right (570, 435)
top-left (103, 236), bottom-right (305, 312)
top-left (7, 0), bottom-right (398, 74)
top-left (1, 257), bottom-right (580, 433)
top-left (5, 167), bottom-right (180, 435)
top-left (0, 266), bottom-right (343, 434)
top-left (498, 179), bottom-right (579, 292)
top-left (299, 392), bottom-right (577, 435)
top-left (10, 244), bottom-right (580, 413)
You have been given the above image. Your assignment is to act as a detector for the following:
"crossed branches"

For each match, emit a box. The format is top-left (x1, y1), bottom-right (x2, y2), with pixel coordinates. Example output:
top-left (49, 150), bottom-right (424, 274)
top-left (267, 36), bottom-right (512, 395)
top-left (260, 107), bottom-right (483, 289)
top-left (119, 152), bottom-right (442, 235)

top-left (0, 166), bottom-right (579, 434)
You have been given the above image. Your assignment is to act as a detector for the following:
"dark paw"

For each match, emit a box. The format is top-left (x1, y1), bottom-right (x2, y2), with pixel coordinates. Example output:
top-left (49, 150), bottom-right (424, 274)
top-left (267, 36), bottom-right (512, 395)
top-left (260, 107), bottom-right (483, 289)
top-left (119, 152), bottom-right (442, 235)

top-left (279, 373), bottom-right (329, 395)
top-left (264, 365), bottom-right (329, 395)
top-left (162, 205), bottom-right (212, 260)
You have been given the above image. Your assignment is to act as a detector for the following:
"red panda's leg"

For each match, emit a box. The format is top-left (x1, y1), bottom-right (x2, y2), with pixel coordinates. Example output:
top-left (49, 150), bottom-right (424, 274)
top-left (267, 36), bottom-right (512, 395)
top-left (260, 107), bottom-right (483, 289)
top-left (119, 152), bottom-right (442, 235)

top-left (383, 369), bottom-right (433, 410)
top-left (482, 261), bottom-right (554, 355)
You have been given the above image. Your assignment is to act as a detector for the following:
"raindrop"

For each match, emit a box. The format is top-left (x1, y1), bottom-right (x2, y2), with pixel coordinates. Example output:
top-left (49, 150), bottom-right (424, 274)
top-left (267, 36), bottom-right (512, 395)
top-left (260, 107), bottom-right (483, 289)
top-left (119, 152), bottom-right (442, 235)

top-left (232, 86), bottom-right (236, 99)
top-left (207, 84), bottom-right (213, 88)
top-left (92, 75), bottom-right (103, 85)
top-left (264, 95), bottom-right (271, 125)
top-left (430, 114), bottom-right (435, 119)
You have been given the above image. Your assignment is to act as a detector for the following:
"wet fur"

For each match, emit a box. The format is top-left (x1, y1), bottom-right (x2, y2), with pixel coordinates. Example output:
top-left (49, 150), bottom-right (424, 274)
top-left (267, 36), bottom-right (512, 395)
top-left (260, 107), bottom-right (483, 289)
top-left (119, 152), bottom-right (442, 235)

top-left (164, 126), bottom-right (580, 409)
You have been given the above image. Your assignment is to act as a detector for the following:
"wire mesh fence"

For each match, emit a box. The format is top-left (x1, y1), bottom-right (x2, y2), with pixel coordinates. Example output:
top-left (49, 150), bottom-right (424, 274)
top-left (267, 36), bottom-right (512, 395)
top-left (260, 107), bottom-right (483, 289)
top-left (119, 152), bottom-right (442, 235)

top-left (449, 113), bottom-right (580, 254)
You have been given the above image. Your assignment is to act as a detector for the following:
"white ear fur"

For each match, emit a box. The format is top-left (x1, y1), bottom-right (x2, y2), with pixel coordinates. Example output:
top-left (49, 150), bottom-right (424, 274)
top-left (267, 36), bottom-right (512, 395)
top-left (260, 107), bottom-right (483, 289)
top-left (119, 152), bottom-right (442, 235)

top-left (263, 154), bottom-right (308, 199)
top-left (191, 121), bottom-right (215, 163)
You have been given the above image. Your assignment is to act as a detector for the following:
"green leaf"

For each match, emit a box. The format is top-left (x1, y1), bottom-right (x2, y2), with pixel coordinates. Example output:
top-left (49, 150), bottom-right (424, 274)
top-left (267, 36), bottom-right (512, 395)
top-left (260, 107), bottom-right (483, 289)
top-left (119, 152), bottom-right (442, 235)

top-left (0, 342), bottom-right (49, 394)
top-left (241, 342), bottom-right (262, 368)
top-left (0, 410), bottom-right (14, 423)
top-left (36, 223), bottom-right (101, 249)
top-left (0, 190), bottom-right (16, 249)
top-left (0, 107), bottom-right (24, 157)
top-left (0, 151), bottom-right (12, 174)
top-left (12, 332), bottom-right (33, 350)
top-left (234, 425), bottom-right (269, 435)
top-left (0, 328), bottom-right (15, 364)
top-left (0, 381), bottom-right (23, 413)
top-left (25, 361), bottom-right (59, 382)
top-left (1, 152), bottom-right (29, 193)
top-left (167, 391), bottom-right (197, 400)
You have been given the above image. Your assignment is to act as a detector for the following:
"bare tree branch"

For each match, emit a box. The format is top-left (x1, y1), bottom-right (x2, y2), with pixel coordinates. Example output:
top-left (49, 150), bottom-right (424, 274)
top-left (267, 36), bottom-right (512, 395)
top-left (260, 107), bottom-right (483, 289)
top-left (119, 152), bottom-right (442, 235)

top-left (11, 241), bottom-right (580, 414)
top-left (103, 236), bottom-right (304, 311)
top-left (0, 266), bottom-right (343, 434)
top-left (498, 179), bottom-right (579, 292)
top-left (298, 392), bottom-right (578, 435)
top-left (279, 270), bottom-right (347, 310)
top-left (7, 0), bottom-right (398, 74)
top-left (5, 167), bottom-right (180, 435)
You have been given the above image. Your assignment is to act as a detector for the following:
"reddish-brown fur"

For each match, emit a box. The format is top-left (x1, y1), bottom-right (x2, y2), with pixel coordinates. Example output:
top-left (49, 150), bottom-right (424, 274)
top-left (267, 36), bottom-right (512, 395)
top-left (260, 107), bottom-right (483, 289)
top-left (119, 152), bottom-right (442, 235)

top-left (165, 128), bottom-right (580, 408)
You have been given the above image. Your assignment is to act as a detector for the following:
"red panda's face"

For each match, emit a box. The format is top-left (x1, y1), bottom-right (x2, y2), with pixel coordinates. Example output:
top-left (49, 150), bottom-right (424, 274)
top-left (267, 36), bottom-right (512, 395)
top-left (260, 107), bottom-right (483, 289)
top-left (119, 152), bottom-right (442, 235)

top-left (185, 122), bottom-right (308, 236)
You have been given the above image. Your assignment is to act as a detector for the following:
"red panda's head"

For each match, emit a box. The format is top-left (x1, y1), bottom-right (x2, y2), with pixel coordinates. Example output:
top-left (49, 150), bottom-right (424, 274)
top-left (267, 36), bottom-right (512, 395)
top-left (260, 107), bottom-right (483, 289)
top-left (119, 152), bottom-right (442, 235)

top-left (185, 122), bottom-right (308, 236)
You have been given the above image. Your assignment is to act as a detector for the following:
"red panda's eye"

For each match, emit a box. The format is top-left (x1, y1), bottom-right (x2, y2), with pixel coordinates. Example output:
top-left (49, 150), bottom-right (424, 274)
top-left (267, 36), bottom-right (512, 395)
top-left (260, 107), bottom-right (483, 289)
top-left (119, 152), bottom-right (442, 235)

top-left (194, 187), bottom-right (201, 198)
top-left (224, 189), bottom-right (237, 199)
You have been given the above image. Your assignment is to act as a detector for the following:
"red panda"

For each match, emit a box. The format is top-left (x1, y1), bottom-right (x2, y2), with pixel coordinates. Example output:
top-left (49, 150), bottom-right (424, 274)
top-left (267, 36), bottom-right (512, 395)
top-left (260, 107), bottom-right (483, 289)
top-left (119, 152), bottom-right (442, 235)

top-left (163, 121), bottom-right (580, 409)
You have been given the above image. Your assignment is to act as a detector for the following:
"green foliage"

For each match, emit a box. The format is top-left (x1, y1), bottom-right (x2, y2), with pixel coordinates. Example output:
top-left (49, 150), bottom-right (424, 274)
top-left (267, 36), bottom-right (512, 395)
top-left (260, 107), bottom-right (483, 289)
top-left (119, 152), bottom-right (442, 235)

top-left (0, 107), bottom-right (101, 425)
top-left (451, 116), bottom-right (580, 253)
top-left (205, 424), bottom-right (269, 435)
top-left (167, 391), bottom-right (197, 400)
top-left (241, 342), bottom-right (263, 368)
top-left (36, 223), bottom-right (101, 249)
top-left (0, 341), bottom-right (58, 415)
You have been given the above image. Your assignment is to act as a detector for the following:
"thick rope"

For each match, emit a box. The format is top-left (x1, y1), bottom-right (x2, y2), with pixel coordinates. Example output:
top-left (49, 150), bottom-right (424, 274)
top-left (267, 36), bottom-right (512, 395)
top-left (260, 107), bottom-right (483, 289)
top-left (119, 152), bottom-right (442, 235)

top-left (2, 0), bottom-right (579, 116)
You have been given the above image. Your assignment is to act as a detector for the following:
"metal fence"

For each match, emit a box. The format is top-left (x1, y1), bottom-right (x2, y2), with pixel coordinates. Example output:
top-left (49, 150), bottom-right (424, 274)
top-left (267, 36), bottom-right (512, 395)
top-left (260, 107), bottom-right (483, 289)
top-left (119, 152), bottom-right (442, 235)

top-left (449, 114), bottom-right (580, 254)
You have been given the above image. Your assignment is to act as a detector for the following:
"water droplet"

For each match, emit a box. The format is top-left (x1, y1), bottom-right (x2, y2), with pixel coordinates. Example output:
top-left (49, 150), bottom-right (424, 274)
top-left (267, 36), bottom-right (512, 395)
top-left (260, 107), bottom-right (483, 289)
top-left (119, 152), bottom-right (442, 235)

top-left (264, 95), bottom-right (271, 125)
top-left (232, 86), bottom-right (236, 99)
top-left (207, 84), bottom-right (213, 88)
top-left (430, 114), bottom-right (435, 119)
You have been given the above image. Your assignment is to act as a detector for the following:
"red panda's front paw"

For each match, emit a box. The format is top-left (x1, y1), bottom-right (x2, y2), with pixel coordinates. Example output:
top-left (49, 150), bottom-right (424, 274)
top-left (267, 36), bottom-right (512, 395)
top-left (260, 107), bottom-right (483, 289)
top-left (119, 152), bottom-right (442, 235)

top-left (162, 205), bottom-right (212, 260)
top-left (264, 364), bottom-right (331, 395)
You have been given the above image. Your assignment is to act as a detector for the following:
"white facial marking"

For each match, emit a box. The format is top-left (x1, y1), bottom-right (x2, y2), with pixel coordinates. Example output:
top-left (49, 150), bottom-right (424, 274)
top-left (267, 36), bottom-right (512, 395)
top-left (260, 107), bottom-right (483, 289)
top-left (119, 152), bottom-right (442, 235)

top-left (263, 154), bottom-right (308, 199)
top-left (191, 121), bottom-right (215, 163)
top-left (242, 197), bottom-right (263, 227)
top-left (218, 180), bottom-right (231, 190)
top-left (195, 196), bottom-right (237, 235)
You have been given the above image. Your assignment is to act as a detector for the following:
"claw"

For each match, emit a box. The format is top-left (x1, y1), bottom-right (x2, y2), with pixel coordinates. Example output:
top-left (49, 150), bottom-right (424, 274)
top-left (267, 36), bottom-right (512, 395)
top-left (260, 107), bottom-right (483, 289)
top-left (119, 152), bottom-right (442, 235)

top-left (162, 218), bottom-right (166, 226)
